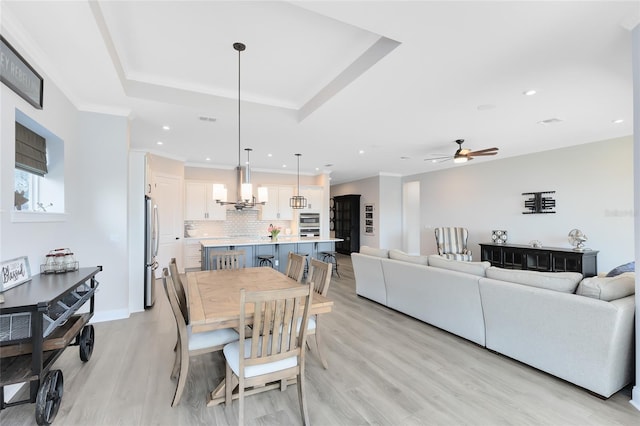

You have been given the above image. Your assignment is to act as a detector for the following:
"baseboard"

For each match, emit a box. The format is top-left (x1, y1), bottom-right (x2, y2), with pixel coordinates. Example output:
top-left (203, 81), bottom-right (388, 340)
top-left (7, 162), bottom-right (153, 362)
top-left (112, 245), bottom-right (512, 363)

top-left (631, 385), bottom-right (640, 411)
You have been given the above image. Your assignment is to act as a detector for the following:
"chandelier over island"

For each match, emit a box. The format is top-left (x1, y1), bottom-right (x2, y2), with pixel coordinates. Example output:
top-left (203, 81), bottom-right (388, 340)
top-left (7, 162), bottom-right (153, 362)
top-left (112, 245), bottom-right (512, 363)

top-left (214, 42), bottom-right (268, 210)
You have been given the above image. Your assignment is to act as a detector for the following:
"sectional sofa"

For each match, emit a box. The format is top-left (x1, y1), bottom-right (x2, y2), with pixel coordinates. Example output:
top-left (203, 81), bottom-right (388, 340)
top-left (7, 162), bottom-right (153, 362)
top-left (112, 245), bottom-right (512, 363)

top-left (352, 246), bottom-right (636, 398)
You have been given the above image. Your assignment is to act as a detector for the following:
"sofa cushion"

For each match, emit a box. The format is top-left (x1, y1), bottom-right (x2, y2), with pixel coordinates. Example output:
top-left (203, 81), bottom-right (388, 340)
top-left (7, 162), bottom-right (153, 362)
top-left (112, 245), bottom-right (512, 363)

top-left (576, 273), bottom-right (635, 301)
top-left (389, 249), bottom-right (429, 266)
top-left (359, 246), bottom-right (389, 258)
top-left (606, 261), bottom-right (635, 277)
top-left (428, 255), bottom-right (490, 277)
top-left (485, 267), bottom-right (582, 293)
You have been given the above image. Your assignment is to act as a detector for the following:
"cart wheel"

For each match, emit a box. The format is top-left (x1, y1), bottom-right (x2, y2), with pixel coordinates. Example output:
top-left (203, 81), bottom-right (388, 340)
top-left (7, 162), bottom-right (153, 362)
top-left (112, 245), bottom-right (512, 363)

top-left (35, 369), bottom-right (63, 426)
top-left (79, 324), bottom-right (95, 362)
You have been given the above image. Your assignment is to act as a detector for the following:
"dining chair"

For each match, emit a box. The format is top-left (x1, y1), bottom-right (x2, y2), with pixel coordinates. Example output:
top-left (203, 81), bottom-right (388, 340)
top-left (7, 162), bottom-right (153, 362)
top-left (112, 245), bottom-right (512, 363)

top-left (161, 268), bottom-right (240, 407)
top-left (223, 283), bottom-right (314, 425)
top-left (434, 227), bottom-right (473, 261)
top-left (305, 258), bottom-right (333, 369)
top-left (211, 249), bottom-right (246, 270)
top-left (285, 252), bottom-right (306, 282)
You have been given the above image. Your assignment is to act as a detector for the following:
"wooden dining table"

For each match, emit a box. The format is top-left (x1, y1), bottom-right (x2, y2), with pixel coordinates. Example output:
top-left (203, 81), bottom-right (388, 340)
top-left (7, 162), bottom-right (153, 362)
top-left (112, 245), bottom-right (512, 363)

top-left (186, 266), bottom-right (334, 406)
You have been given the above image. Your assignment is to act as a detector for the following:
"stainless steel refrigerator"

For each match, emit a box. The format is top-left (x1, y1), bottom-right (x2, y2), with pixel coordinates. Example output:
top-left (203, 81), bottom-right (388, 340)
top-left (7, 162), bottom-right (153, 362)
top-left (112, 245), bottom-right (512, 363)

top-left (144, 195), bottom-right (159, 308)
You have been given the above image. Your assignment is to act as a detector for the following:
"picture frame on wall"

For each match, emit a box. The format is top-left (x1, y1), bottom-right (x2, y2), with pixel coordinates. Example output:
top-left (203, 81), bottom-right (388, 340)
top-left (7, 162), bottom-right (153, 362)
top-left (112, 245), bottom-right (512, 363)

top-left (364, 204), bottom-right (375, 235)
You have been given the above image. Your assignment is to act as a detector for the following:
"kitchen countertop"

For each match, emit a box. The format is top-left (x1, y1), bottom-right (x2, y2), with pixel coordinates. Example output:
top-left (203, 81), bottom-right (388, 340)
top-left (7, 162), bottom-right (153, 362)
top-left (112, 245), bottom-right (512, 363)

top-left (199, 237), bottom-right (342, 247)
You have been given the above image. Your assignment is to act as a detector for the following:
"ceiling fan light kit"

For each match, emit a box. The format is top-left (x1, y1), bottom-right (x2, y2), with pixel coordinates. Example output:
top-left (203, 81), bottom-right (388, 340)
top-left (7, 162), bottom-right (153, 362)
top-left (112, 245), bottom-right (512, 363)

top-left (426, 139), bottom-right (499, 164)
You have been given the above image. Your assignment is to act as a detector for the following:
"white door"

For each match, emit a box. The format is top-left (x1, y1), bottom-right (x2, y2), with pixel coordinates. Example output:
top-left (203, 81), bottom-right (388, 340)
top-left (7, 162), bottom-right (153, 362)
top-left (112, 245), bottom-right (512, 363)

top-left (154, 173), bottom-right (183, 271)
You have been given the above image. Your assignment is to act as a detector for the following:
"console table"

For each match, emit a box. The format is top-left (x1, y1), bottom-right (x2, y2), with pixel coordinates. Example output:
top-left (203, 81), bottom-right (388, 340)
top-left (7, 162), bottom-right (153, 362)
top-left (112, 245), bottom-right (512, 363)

top-left (480, 243), bottom-right (598, 277)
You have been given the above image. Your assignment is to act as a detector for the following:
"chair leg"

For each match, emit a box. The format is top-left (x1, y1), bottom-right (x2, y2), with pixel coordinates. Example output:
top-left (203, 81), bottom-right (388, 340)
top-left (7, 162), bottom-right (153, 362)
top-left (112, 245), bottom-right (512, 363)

top-left (170, 340), bottom-right (181, 379)
top-left (297, 371), bottom-right (310, 425)
top-left (238, 378), bottom-right (245, 426)
top-left (171, 348), bottom-right (189, 407)
top-left (225, 361), bottom-right (233, 406)
top-left (313, 324), bottom-right (328, 369)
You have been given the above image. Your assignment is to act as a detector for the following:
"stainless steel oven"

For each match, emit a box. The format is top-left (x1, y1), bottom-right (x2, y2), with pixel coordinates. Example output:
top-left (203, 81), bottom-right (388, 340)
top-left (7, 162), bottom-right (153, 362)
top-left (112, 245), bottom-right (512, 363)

top-left (299, 213), bottom-right (320, 237)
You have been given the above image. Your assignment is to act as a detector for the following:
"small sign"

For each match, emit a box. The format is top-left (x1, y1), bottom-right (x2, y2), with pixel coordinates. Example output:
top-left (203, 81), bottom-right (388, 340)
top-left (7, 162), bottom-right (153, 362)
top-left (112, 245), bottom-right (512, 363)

top-left (1, 256), bottom-right (32, 293)
top-left (0, 35), bottom-right (44, 109)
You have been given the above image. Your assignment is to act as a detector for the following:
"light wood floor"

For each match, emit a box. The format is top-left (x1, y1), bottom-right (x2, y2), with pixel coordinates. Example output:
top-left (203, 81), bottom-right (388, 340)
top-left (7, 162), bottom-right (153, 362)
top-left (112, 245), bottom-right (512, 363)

top-left (2, 255), bottom-right (639, 425)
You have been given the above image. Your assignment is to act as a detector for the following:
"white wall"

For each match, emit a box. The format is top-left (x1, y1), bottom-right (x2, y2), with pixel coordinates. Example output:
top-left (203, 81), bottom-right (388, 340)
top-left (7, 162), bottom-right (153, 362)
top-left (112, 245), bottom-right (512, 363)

top-left (630, 21), bottom-right (640, 413)
top-left (332, 176), bottom-right (378, 247)
top-left (407, 136), bottom-right (634, 273)
top-left (0, 37), bottom-right (130, 322)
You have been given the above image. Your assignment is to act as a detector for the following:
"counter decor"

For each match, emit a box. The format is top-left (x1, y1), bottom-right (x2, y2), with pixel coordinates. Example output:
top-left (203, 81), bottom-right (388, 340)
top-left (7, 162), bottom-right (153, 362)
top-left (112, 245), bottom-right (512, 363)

top-left (268, 224), bottom-right (281, 241)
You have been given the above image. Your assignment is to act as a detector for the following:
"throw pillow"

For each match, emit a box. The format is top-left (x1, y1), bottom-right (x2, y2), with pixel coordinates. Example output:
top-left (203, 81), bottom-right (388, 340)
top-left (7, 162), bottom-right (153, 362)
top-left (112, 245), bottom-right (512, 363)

top-left (427, 255), bottom-right (490, 277)
top-left (388, 249), bottom-right (429, 266)
top-left (485, 267), bottom-right (583, 293)
top-left (359, 246), bottom-right (389, 258)
top-left (576, 272), bottom-right (635, 301)
top-left (605, 261), bottom-right (635, 277)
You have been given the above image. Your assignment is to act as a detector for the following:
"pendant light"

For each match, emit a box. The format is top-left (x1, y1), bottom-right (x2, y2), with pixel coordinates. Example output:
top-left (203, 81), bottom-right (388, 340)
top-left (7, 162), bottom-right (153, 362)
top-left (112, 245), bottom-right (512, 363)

top-left (290, 153), bottom-right (307, 209)
top-left (214, 42), bottom-right (268, 210)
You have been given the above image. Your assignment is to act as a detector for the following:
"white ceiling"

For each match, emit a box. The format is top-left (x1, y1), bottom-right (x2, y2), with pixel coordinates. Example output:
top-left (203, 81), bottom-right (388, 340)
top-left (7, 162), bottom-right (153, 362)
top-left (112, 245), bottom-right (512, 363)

top-left (2, 1), bottom-right (638, 184)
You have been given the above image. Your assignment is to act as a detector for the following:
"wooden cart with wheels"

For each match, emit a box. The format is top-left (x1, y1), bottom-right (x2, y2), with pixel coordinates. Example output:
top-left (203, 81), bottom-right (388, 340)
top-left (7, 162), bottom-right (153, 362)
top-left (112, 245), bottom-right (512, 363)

top-left (0, 266), bottom-right (101, 425)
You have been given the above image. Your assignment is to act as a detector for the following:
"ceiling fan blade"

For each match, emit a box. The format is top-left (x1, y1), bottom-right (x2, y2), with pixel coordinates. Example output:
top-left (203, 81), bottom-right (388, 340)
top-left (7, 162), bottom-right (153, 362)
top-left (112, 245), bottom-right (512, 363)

top-left (424, 155), bottom-right (452, 162)
top-left (467, 147), bottom-right (499, 156)
top-left (468, 151), bottom-right (498, 157)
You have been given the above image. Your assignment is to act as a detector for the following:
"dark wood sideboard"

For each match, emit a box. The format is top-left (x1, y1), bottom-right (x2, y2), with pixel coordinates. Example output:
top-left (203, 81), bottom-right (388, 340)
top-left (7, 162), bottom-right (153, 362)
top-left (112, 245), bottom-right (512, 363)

top-left (480, 243), bottom-right (598, 277)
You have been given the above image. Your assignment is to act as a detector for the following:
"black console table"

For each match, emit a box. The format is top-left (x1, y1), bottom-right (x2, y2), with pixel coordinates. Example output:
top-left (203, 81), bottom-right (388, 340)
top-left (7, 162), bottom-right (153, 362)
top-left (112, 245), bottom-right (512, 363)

top-left (480, 243), bottom-right (598, 277)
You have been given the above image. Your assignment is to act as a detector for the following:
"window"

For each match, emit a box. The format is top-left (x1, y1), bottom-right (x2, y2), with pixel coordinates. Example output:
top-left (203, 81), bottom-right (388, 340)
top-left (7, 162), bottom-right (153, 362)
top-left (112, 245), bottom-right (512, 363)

top-left (12, 109), bottom-right (65, 220)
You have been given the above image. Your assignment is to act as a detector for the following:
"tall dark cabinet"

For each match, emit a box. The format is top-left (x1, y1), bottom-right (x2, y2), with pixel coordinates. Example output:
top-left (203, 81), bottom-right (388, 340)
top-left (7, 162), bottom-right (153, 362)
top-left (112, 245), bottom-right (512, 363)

top-left (333, 194), bottom-right (360, 254)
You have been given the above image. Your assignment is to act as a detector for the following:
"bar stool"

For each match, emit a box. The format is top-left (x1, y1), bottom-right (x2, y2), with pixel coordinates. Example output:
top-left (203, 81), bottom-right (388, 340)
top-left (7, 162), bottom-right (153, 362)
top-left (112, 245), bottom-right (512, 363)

top-left (320, 251), bottom-right (340, 277)
top-left (257, 254), bottom-right (274, 268)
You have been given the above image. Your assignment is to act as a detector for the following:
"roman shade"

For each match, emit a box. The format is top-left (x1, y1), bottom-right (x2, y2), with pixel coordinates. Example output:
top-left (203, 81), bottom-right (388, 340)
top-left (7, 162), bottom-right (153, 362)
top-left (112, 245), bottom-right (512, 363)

top-left (15, 122), bottom-right (47, 176)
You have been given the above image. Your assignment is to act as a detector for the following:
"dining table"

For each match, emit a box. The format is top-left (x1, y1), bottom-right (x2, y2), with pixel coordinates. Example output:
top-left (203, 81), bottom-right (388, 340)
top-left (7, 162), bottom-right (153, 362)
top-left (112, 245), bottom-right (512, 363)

top-left (186, 266), bottom-right (334, 406)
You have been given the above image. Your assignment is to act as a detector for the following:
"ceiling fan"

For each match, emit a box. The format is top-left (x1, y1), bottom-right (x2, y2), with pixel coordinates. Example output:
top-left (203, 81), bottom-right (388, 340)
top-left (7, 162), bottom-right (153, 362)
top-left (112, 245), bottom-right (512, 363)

top-left (426, 139), bottom-right (499, 164)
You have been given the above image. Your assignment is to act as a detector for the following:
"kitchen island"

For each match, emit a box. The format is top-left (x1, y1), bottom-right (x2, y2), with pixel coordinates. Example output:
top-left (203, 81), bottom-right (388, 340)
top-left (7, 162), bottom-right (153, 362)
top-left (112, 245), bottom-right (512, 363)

top-left (200, 237), bottom-right (342, 273)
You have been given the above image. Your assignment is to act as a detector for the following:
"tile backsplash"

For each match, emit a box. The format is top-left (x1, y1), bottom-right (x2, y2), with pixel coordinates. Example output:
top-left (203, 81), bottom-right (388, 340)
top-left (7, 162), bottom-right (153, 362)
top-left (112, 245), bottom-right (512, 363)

top-left (185, 210), bottom-right (292, 238)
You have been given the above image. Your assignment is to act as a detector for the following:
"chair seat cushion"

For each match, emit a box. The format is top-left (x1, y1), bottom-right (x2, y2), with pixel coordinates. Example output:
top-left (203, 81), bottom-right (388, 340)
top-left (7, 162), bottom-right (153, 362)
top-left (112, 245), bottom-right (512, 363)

top-left (224, 338), bottom-right (298, 378)
top-left (187, 326), bottom-right (239, 352)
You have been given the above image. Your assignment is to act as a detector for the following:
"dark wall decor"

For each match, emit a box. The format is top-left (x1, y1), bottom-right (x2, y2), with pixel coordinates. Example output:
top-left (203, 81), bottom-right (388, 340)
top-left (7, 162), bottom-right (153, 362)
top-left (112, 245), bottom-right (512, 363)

top-left (522, 191), bottom-right (556, 214)
top-left (0, 35), bottom-right (43, 109)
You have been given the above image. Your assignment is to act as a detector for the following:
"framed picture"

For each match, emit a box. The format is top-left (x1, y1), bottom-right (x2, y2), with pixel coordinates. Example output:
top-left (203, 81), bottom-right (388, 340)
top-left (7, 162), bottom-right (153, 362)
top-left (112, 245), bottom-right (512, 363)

top-left (0, 36), bottom-right (44, 109)
top-left (1, 256), bottom-right (32, 292)
top-left (364, 203), bottom-right (375, 235)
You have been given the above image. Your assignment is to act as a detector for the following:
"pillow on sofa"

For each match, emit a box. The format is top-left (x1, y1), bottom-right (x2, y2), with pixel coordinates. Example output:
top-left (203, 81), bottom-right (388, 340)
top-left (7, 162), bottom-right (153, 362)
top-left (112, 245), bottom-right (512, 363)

top-left (359, 246), bottom-right (389, 258)
top-left (389, 249), bottom-right (429, 266)
top-left (606, 261), bottom-right (635, 277)
top-left (428, 255), bottom-right (490, 277)
top-left (485, 267), bottom-right (582, 293)
top-left (576, 272), bottom-right (635, 301)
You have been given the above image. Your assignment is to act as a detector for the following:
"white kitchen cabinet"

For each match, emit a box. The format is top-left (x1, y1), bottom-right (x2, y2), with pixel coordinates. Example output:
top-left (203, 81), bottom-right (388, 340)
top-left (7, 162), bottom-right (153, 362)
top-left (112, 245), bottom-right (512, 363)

top-left (184, 181), bottom-right (226, 221)
top-left (300, 186), bottom-right (324, 212)
top-left (183, 239), bottom-right (202, 271)
top-left (260, 185), bottom-right (294, 220)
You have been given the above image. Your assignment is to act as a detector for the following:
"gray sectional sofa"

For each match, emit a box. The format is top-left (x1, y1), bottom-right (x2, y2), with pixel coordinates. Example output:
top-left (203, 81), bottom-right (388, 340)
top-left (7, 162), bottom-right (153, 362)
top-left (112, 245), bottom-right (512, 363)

top-left (352, 246), bottom-right (636, 398)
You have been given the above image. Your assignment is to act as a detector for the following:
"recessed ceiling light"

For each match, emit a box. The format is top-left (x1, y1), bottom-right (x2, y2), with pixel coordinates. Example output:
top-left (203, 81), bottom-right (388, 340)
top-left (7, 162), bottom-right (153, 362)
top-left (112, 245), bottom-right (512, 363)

top-left (358, 150), bottom-right (365, 154)
top-left (315, 167), bottom-right (320, 171)
top-left (282, 164), bottom-right (287, 168)
top-left (156, 141), bottom-right (163, 145)
top-left (612, 119), bottom-right (624, 124)
top-left (537, 118), bottom-right (563, 125)
top-left (267, 153), bottom-right (273, 157)
top-left (205, 157), bottom-right (211, 161)
top-left (523, 89), bottom-right (537, 96)
top-left (162, 125), bottom-right (170, 130)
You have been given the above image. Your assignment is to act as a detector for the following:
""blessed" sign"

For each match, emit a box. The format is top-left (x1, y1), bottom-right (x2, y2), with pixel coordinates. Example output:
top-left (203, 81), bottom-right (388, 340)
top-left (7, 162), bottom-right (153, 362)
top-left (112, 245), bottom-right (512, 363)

top-left (1, 256), bottom-right (32, 293)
